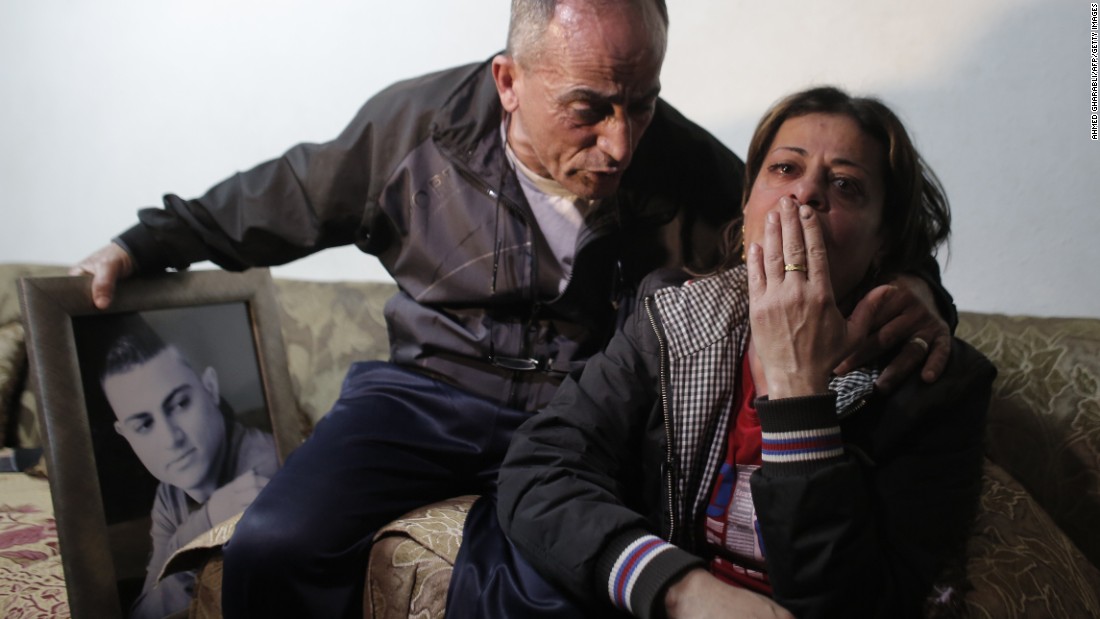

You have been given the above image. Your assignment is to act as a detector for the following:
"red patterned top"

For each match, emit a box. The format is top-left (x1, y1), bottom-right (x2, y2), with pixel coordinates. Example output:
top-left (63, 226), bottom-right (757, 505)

top-left (702, 354), bottom-right (772, 595)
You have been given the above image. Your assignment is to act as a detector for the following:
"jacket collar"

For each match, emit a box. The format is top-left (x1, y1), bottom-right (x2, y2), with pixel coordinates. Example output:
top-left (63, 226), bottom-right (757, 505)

top-left (430, 57), bottom-right (529, 212)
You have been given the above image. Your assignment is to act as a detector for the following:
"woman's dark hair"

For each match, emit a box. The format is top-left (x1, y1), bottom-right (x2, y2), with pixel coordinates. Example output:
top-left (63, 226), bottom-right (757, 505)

top-left (719, 86), bottom-right (951, 277)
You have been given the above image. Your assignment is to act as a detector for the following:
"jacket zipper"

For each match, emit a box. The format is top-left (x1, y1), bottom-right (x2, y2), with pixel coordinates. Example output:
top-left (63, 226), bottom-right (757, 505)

top-left (645, 295), bottom-right (677, 542)
top-left (457, 161), bottom-right (547, 383)
top-left (838, 396), bottom-right (870, 421)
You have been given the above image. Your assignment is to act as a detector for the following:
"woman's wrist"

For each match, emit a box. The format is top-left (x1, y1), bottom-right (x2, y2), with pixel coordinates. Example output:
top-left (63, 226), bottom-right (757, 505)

top-left (764, 374), bottom-right (830, 400)
top-left (756, 392), bottom-right (845, 474)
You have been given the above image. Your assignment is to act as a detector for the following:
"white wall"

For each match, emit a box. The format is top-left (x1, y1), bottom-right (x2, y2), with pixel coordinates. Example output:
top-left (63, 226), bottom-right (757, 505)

top-left (2, 0), bottom-right (1096, 318)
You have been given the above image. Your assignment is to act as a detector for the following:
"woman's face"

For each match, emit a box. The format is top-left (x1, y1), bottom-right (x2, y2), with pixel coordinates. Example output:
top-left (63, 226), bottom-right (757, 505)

top-left (743, 112), bottom-right (888, 303)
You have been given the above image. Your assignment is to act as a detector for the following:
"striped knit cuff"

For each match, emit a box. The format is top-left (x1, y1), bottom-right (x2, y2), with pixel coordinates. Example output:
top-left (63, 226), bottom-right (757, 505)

top-left (597, 529), bottom-right (703, 619)
top-left (756, 392), bottom-right (845, 476)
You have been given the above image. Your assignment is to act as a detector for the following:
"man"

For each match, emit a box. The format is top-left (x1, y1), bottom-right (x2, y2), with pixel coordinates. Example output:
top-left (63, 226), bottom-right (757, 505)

top-left (99, 318), bottom-right (277, 619)
top-left (74, 1), bottom-right (952, 616)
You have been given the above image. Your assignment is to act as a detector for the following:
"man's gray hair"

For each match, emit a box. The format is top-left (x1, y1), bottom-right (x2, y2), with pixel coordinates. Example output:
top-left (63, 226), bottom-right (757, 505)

top-left (506, 0), bottom-right (669, 67)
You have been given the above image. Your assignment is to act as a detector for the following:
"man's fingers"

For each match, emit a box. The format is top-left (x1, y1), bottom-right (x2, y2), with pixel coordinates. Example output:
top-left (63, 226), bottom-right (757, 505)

top-left (845, 285), bottom-right (893, 343)
top-left (72, 243), bottom-right (134, 310)
top-left (871, 332), bottom-right (950, 392)
top-left (921, 334), bottom-right (952, 383)
top-left (834, 285), bottom-right (896, 375)
top-left (834, 283), bottom-right (924, 376)
top-left (91, 268), bottom-right (119, 310)
top-left (862, 284), bottom-right (920, 349)
top-left (875, 340), bottom-right (927, 393)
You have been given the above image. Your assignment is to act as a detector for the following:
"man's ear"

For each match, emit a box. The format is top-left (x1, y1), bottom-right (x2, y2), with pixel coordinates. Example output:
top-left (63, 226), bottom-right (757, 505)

top-left (114, 420), bottom-right (125, 437)
top-left (201, 366), bottom-right (220, 403)
top-left (492, 54), bottom-right (520, 113)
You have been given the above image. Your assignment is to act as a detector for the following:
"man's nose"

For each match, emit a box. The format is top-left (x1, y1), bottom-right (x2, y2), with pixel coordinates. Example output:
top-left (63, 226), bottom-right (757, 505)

top-left (161, 418), bottom-right (186, 446)
top-left (597, 111), bottom-right (632, 165)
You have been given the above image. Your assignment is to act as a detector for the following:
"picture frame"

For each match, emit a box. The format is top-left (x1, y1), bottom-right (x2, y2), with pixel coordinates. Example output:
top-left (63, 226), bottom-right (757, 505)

top-left (18, 268), bottom-right (300, 619)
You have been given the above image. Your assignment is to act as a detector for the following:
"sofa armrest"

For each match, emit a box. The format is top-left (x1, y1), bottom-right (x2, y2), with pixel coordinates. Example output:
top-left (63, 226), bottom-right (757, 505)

top-left (959, 459), bottom-right (1100, 617)
top-left (364, 495), bottom-right (477, 619)
top-left (957, 312), bottom-right (1100, 567)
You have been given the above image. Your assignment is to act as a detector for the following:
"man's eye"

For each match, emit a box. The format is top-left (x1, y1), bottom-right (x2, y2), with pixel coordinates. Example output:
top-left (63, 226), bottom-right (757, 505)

top-left (629, 99), bottom-right (656, 118)
top-left (570, 104), bottom-right (605, 125)
top-left (165, 390), bottom-right (193, 415)
top-left (127, 417), bottom-right (154, 434)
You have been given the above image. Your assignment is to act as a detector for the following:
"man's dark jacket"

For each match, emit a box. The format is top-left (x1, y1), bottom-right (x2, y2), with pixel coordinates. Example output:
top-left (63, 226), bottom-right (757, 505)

top-left (117, 57), bottom-right (745, 411)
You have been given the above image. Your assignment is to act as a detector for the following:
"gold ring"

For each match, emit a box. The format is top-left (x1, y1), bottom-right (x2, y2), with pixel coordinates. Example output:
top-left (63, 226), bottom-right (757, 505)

top-left (784, 264), bottom-right (808, 272)
top-left (908, 336), bottom-right (929, 353)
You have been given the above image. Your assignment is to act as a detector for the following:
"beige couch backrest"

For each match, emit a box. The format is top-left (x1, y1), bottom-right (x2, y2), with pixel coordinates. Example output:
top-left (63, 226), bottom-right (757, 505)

top-left (272, 278), bottom-right (394, 430)
top-left (958, 311), bottom-right (1100, 566)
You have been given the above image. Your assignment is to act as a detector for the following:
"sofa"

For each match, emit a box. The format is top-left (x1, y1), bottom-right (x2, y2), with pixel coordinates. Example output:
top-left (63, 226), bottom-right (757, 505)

top-left (1, 262), bottom-right (1098, 618)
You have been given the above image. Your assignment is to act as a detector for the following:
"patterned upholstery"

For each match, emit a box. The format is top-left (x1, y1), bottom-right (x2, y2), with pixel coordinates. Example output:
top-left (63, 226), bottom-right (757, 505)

top-left (961, 460), bottom-right (1100, 616)
top-left (0, 470), bottom-right (68, 618)
top-left (2, 263), bottom-right (1099, 618)
top-left (0, 264), bottom-right (66, 449)
top-left (179, 497), bottom-right (476, 619)
top-left (0, 322), bottom-right (25, 447)
top-left (364, 496), bottom-right (477, 619)
top-left (957, 312), bottom-right (1100, 568)
top-left (272, 279), bottom-right (392, 430)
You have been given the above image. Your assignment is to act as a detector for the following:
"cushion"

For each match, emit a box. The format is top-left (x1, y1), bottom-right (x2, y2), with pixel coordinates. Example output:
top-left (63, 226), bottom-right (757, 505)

top-left (0, 264), bottom-right (70, 450)
top-left (0, 472), bottom-right (68, 618)
top-left (0, 322), bottom-right (26, 447)
top-left (957, 312), bottom-right (1100, 566)
top-left (183, 496), bottom-right (477, 619)
top-left (961, 459), bottom-right (1100, 617)
top-left (161, 513), bottom-right (242, 619)
top-left (364, 495), bottom-right (477, 619)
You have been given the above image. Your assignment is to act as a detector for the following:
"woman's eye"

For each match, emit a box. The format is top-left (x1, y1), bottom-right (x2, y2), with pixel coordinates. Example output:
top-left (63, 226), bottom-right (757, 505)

top-left (832, 177), bottom-right (862, 194)
top-left (768, 162), bottom-right (795, 175)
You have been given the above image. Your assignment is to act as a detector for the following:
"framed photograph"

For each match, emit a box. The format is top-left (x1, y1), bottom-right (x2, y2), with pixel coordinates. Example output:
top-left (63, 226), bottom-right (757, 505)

top-left (18, 268), bottom-right (300, 619)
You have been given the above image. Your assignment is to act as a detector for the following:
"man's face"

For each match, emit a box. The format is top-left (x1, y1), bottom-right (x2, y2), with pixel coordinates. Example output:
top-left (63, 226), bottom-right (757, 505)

top-left (495, 0), bottom-right (666, 200)
top-left (104, 348), bottom-right (226, 498)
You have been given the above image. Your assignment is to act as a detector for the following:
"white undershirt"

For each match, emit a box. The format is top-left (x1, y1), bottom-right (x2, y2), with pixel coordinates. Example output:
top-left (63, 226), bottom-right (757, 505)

top-left (504, 127), bottom-right (594, 293)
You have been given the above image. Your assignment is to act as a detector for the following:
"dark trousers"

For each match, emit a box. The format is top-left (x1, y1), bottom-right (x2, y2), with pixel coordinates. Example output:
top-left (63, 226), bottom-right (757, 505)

top-left (221, 361), bottom-right (582, 618)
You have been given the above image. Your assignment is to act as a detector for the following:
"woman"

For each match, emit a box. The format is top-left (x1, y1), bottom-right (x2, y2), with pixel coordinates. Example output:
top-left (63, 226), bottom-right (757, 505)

top-left (497, 86), bottom-right (995, 619)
